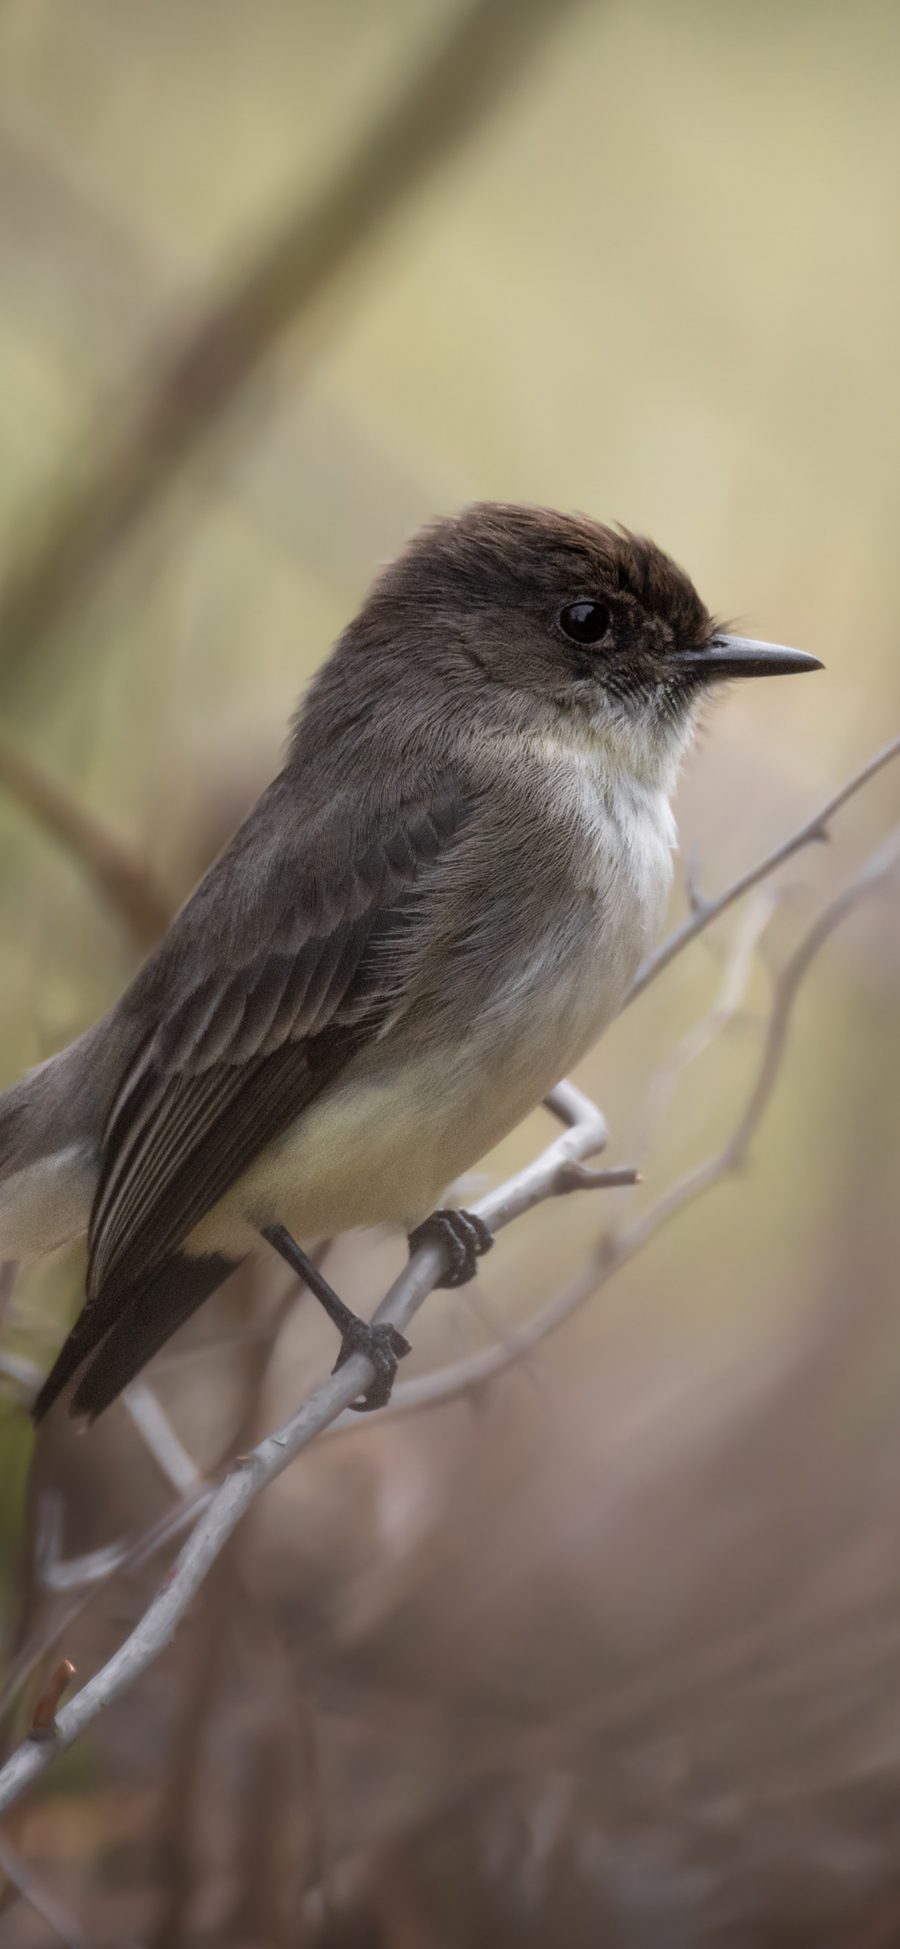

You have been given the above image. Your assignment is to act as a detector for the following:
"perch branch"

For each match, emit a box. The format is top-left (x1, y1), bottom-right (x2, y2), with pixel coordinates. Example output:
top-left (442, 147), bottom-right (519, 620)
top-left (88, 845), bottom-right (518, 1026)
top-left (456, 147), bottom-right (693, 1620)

top-left (0, 1083), bottom-right (609, 1812)
top-left (626, 885), bottom-right (779, 1177)
top-left (0, 1274), bottom-right (307, 1716)
top-left (629, 729), bottom-right (900, 1001)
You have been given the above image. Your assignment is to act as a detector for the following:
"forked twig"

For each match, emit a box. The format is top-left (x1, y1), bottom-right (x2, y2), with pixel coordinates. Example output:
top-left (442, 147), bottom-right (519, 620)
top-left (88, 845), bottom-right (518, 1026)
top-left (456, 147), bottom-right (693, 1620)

top-left (629, 730), bottom-right (900, 1000)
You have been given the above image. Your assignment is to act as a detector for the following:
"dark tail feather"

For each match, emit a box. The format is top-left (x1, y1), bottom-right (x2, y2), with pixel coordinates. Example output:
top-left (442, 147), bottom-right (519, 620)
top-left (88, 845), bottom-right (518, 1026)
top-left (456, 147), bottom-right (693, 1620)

top-left (34, 1252), bottom-right (239, 1424)
top-left (32, 1279), bottom-right (132, 1422)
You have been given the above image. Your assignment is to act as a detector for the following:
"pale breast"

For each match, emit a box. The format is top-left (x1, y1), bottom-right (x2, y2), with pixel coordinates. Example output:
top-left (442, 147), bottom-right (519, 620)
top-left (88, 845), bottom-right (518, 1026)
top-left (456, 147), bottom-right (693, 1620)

top-left (525, 737), bottom-right (676, 1014)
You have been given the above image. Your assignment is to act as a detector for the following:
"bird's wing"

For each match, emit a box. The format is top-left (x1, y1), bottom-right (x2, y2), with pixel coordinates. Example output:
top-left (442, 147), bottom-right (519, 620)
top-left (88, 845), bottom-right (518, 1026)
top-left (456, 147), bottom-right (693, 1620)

top-left (86, 783), bottom-right (467, 1306)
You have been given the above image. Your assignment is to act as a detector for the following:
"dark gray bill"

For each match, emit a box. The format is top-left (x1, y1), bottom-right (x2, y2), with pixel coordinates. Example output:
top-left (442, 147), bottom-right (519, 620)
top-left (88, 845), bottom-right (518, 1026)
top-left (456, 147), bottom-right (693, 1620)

top-left (680, 634), bottom-right (824, 681)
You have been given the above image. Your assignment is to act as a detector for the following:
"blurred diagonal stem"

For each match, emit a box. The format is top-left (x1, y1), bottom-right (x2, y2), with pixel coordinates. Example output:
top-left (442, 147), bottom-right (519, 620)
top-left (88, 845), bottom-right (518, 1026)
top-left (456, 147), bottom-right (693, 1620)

top-left (0, 0), bottom-right (584, 683)
top-left (0, 728), bottom-right (171, 947)
top-left (629, 728), bottom-right (900, 1001)
top-left (0, 1832), bottom-right (94, 1949)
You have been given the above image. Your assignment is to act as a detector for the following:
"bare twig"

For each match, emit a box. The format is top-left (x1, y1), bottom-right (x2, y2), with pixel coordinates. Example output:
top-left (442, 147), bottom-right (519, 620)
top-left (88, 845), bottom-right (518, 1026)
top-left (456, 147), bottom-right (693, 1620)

top-left (0, 1832), bottom-right (96, 1949)
top-left (148, 1263), bottom-right (311, 1948)
top-left (121, 1384), bottom-right (202, 1498)
top-left (28, 1659), bottom-right (75, 1740)
top-left (0, 1086), bottom-right (608, 1811)
top-left (0, 0), bottom-right (583, 679)
top-left (0, 728), bottom-right (171, 947)
top-left (627, 885), bottom-right (778, 1174)
top-left (2, 1274), bottom-right (306, 1719)
top-left (147, 1552), bottom-right (238, 1949)
top-left (629, 730), bottom-right (900, 1001)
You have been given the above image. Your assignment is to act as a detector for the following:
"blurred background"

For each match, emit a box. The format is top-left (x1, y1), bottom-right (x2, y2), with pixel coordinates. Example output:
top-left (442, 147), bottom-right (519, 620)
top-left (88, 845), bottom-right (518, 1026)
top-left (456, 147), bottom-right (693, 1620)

top-left (0, 1), bottom-right (899, 1942)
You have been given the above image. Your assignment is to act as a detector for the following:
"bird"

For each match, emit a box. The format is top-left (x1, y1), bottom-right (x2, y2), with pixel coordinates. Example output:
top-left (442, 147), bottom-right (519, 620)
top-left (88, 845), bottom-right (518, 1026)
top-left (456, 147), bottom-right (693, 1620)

top-left (0, 503), bottom-right (821, 1423)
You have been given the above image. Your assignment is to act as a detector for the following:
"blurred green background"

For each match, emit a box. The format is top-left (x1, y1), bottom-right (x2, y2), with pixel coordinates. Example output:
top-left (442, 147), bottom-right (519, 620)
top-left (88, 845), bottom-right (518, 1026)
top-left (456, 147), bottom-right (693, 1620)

top-left (0, 3), bottom-right (898, 1943)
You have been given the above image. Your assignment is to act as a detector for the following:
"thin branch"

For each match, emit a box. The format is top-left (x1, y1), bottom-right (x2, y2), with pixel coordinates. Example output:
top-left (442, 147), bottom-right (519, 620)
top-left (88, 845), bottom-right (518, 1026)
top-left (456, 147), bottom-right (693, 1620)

top-left (629, 730), bottom-right (900, 1001)
top-left (0, 1832), bottom-right (97, 1949)
top-left (0, 728), bottom-right (171, 947)
top-left (627, 885), bottom-right (778, 1175)
top-left (33, 1486), bottom-right (211, 1601)
top-left (0, 1258), bottom-right (321, 1735)
top-left (0, 1490), bottom-right (211, 1735)
top-left (0, 0), bottom-right (584, 679)
top-left (147, 1265), bottom-right (321, 1947)
top-left (121, 1384), bottom-right (202, 1498)
top-left (0, 1348), bottom-right (41, 1404)
top-left (3, 1274), bottom-right (307, 1714)
top-left (29, 1660), bottom-right (76, 1740)
top-left (0, 1088), bottom-right (608, 1811)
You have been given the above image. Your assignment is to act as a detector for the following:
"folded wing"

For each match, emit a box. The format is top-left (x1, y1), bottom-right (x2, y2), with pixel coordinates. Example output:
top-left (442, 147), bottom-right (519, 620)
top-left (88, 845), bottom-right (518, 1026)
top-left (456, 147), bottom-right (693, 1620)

top-left (34, 783), bottom-right (466, 1420)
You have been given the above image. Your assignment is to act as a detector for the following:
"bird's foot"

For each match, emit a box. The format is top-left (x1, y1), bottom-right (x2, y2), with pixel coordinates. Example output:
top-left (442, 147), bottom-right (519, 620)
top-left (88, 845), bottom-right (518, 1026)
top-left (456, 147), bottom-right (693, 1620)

top-left (407, 1207), bottom-right (494, 1289)
top-left (261, 1223), bottom-right (410, 1411)
top-left (333, 1317), bottom-right (411, 1412)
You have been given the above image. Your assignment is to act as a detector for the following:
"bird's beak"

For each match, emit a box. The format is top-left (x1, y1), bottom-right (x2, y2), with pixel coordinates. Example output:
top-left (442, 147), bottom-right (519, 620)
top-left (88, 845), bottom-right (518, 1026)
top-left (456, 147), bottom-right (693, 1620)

top-left (679, 634), bottom-right (824, 681)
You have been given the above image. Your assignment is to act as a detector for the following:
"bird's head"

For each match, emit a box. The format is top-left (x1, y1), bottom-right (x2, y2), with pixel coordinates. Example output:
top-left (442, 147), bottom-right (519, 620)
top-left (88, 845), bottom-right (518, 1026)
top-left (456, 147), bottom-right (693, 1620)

top-left (361, 503), bottom-right (821, 784)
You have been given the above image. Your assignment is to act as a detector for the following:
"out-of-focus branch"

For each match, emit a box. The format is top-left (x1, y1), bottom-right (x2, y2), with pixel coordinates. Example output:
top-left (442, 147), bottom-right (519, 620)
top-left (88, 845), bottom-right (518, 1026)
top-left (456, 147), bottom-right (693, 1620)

top-left (121, 1384), bottom-right (202, 1498)
top-left (0, 1487), bottom-right (213, 1761)
top-left (0, 1085), bottom-right (610, 1812)
top-left (2, 1270), bottom-right (308, 1721)
top-left (147, 1264), bottom-right (321, 1948)
top-left (0, 1832), bottom-right (94, 1948)
top-left (0, 1348), bottom-right (41, 1403)
top-left (0, 0), bottom-right (584, 680)
top-left (629, 729), bottom-right (900, 1002)
top-left (31, 1488), bottom-right (209, 1602)
top-left (0, 728), bottom-right (172, 947)
top-left (627, 885), bottom-right (778, 1173)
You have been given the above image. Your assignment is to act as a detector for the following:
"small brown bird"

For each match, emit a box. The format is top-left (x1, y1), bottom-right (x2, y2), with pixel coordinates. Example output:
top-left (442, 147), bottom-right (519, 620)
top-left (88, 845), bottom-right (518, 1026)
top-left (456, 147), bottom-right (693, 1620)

top-left (0, 504), bottom-right (820, 1420)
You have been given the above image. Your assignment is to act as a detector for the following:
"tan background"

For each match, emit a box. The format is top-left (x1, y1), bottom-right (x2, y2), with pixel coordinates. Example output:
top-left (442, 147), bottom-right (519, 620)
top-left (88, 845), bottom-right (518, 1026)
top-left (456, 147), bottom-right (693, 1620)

top-left (0, 3), bottom-right (898, 1943)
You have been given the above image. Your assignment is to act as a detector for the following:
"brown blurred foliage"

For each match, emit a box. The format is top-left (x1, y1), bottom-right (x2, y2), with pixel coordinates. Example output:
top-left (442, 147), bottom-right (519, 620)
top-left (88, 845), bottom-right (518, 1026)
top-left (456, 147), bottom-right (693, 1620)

top-left (0, 1), bottom-right (899, 1943)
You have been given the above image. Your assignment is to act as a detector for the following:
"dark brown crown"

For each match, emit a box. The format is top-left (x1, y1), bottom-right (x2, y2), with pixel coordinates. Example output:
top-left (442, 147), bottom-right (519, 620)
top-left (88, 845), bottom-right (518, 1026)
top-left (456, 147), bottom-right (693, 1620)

top-left (374, 502), bottom-right (711, 647)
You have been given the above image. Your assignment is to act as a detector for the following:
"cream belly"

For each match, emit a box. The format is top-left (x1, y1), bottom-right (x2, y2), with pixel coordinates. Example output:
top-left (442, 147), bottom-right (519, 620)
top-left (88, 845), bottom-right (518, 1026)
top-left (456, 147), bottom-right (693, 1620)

top-left (188, 1017), bottom-right (594, 1260)
top-left (187, 907), bottom-right (652, 1260)
top-left (190, 1052), bottom-right (529, 1254)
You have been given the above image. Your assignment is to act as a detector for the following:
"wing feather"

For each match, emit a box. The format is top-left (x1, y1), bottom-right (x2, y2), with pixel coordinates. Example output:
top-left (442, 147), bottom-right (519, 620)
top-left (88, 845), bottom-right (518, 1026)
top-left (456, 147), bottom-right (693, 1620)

top-left (85, 787), bottom-right (467, 1306)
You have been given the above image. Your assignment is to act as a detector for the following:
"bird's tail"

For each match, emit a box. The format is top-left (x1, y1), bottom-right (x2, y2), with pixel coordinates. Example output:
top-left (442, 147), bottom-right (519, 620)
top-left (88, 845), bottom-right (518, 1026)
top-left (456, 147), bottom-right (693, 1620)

top-left (0, 1025), bottom-right (108, 1262)
top-left (1, 1026), bottom-right (244, 1421)
top-left (33, 1249), bottom-right (240, 1422)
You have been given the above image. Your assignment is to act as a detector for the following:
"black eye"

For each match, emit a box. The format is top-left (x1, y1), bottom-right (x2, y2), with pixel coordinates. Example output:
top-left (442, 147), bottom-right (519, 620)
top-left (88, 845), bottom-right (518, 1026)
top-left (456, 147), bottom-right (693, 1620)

top-left (559, 600), bottom-right (611, 646)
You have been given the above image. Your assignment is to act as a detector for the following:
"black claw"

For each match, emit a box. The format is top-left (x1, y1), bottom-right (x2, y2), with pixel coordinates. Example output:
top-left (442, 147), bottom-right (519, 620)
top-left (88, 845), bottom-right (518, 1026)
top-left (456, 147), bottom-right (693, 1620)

top-left (407, 1207), bottom-right (494, 1290)
top-left (333, 1319), bottom-right (411, 1412)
